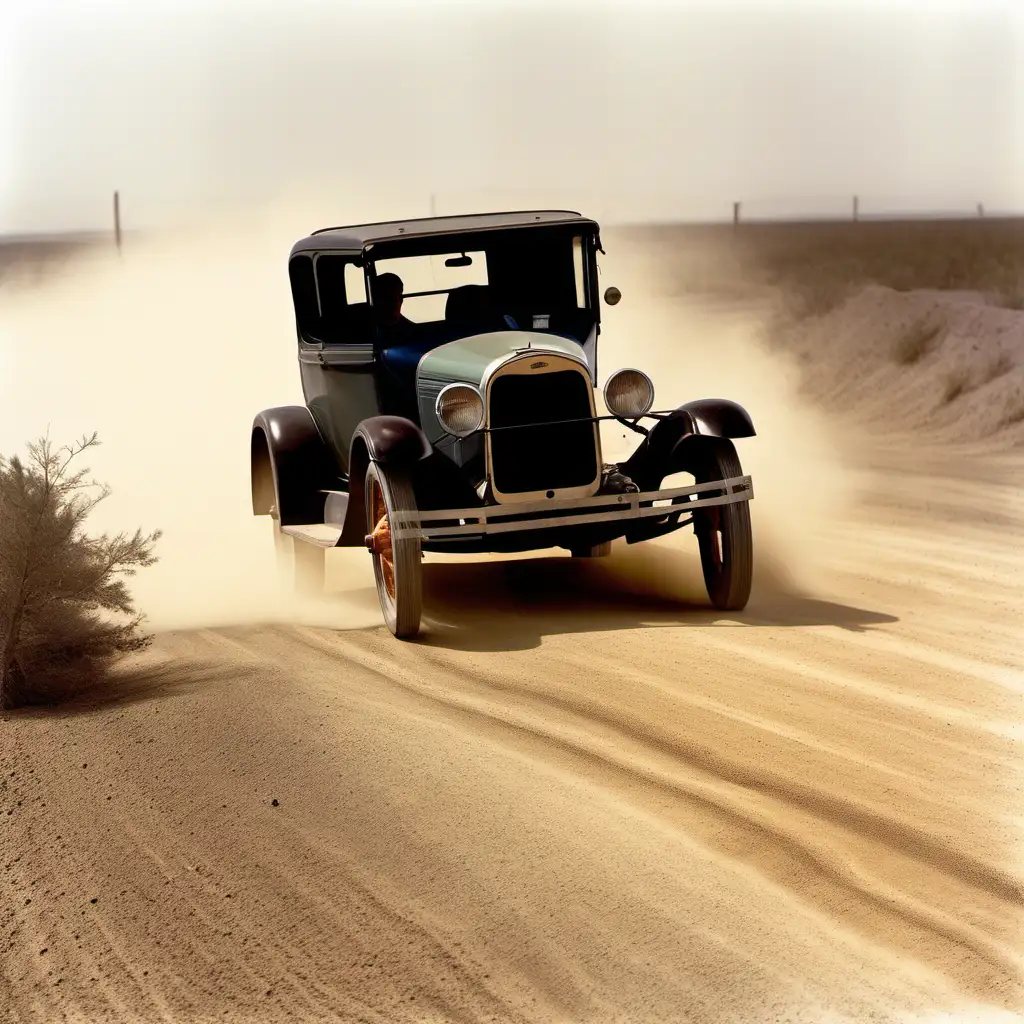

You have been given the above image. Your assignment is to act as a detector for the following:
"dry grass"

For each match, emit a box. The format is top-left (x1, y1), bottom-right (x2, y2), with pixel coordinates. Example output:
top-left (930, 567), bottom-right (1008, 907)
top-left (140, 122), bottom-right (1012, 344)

top-left (629, 217), bottom-right (1024, 317)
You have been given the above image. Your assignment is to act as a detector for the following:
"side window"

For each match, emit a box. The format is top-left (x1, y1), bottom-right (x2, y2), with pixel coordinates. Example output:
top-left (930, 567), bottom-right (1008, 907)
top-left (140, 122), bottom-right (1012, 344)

top-left (314, 254), bottom-right (372, 344)
top-left (572, 236), bottom-right (587, 309)
top-left (345, 263), bottom-right (366, 304)
top-left (288, 255), bottom-right (321, 341)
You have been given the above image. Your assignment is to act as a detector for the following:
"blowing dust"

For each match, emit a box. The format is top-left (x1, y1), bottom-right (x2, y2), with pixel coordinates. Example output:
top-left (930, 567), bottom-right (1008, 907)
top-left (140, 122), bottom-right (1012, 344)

top-left (596, 233), bottom-right (862, 597)
top-left (0, 197), bottom-right (385, 632)
top-left (0, 201), bottom-right (861, 634)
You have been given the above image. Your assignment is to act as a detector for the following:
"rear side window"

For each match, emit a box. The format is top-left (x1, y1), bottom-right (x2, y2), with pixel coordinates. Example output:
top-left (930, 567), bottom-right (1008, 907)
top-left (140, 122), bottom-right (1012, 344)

top-left (345, 263), bottom-right (366, 303)
top-left (288, 256), bottom-right (321, 340)
top-left (311, 254), bottom-right (373, 344)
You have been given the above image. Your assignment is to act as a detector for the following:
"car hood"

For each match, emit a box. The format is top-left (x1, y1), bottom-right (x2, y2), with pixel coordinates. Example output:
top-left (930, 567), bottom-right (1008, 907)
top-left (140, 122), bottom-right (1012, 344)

top-left (416, 330), bottom-right (589, 443)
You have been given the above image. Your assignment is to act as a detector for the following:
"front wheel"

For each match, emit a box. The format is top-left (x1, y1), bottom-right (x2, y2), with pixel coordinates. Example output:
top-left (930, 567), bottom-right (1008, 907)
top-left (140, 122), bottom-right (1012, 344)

top-left (364, 462), bottom-right (423, 639)
top-left (691, 439), bottom-right (753, 611)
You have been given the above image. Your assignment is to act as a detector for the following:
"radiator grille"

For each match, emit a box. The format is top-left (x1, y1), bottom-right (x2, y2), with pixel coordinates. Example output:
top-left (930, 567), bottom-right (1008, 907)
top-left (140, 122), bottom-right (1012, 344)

top-left (488, 369), bottom-right (598, 494)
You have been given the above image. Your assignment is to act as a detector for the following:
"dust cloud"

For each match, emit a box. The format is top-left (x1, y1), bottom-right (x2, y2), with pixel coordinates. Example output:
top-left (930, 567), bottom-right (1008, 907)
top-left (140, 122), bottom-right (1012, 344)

top-left (0, 195), bottom-right (861, 632)
top-left (3, 202), bottom-right (1023, 1024)
top-left (596, 234), bottom-right (862, 595)
top-left (0, 194), bottom-right (383, 630)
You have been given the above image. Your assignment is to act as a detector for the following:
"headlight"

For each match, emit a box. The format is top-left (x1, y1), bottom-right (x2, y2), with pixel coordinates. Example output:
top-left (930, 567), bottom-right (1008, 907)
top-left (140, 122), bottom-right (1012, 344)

top-left (603, 368), bottom-right (655, 418)
top-left (435, 383), bottom-right (485, 437)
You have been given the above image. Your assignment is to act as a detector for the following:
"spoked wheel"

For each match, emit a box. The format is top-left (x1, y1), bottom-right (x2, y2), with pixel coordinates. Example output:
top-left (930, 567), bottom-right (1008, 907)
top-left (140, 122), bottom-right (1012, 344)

top-left (364, 462), bottom-right (423, 639)
top-left (691, 438), bottom-right (753, 611)
top-left (272, 517), bottom-right (325, 596)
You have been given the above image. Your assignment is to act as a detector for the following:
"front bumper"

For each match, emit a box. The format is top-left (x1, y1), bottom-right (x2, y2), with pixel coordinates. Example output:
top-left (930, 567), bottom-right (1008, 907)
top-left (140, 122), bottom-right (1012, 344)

top-left (389, 474), bottom-right (753, 542)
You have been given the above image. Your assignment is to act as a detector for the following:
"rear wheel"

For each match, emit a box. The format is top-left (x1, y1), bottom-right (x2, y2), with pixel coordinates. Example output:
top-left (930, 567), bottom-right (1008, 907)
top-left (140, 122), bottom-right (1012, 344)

top-left (691, 439), bottom-right (753, 611)
top-left (571, 541), bottom-right (612, 558)
top-left (364, 462), bottom-right (423, 639)
top-left (272, 518), bottom-right (325, 596)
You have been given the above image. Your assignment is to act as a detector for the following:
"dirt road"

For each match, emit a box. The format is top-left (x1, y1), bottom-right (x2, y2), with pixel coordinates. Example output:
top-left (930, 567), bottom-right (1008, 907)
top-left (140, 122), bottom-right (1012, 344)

top-left (3, 436), bottom-right (1022, 1024)
top-left (2, 244), bottom-right (1023, 1022)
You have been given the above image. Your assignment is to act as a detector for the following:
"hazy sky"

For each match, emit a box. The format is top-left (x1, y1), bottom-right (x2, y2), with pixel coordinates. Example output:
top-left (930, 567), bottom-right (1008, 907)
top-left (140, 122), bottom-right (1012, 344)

top-left (2, 0), bottom-right (1022, 232)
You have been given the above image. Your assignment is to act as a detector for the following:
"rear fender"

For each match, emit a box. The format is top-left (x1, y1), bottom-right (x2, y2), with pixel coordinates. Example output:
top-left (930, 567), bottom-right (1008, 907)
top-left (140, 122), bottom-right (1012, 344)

top-left (251, 406), bottom-right (338, 526)
top-left (340, 416), bottom-right (432, 546)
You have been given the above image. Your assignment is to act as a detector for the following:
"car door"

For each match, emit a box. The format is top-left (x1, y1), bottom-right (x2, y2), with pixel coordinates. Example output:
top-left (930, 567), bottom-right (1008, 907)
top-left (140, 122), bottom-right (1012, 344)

top-left (293, 252), bottom-right (381, 482)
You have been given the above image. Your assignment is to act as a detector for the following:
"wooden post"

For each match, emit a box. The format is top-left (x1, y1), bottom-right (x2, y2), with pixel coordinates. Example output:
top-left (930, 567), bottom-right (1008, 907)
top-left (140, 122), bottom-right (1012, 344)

top-left (853, 195), bottom-right (859, 222)
top-left (113, 190), bottom-right (122, 252)
top-left (732, 201), bottom-right (740, 228)
top-left (977, 202), bottom-right (985, 218)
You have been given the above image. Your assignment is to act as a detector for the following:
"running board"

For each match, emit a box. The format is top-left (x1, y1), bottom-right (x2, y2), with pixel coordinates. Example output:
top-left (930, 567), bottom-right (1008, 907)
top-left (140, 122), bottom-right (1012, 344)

top-left (322, 490), bottom-right (349, 529)
top-left (278, 489), bottom-right (350, 548)
top-left (280, 524), bottom-right (343, 548)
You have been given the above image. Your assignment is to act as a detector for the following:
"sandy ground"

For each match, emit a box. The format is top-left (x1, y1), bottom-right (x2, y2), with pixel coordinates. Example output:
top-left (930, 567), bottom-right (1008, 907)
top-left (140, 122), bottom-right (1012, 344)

top-left (3, 441), bottom-right (1022, 1024)
top-left (1, 235), bottom-right (1023, 1022)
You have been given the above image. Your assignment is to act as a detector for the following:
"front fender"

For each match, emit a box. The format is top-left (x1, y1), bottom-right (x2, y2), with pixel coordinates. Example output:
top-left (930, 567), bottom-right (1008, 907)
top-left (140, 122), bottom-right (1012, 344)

top-left (673, 399), bottom-right (755, 439)
top-left (353, 415), bottom-right (432, 466)
top-left (618, 399), bottom-right (754, 491)
top-left (251, 406), bottom-right (338, 526)
top-left (340, 416), bottom-right (432, 546)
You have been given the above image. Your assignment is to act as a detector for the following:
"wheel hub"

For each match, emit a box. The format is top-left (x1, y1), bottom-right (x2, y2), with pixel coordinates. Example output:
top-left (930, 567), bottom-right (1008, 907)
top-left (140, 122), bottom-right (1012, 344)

top-left (697, 505), bottom-right (723, 571)
top-left (366, 513), bottom-right (395, 596)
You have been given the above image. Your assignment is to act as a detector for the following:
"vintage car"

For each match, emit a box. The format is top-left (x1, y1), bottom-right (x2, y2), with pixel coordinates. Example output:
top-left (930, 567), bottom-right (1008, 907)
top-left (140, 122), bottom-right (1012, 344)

top-left (251, 210), bottom-right (755, 637)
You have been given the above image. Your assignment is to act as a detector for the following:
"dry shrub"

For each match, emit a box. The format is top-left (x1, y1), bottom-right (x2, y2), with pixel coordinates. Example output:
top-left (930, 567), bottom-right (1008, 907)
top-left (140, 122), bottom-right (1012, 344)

top-left (0, 434), bottom-right (160, 710)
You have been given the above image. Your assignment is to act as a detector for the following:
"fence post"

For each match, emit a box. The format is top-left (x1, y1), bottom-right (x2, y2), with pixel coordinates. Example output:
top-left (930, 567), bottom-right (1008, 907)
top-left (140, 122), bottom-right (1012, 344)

top-left (977, 202), bottom-right (985, 218)
top-left (732, 201), bottom-right (741, 229)
top-left (853, 195), bottom-right (859, 222)
top-left (113, 190), bottom-right (122, 252)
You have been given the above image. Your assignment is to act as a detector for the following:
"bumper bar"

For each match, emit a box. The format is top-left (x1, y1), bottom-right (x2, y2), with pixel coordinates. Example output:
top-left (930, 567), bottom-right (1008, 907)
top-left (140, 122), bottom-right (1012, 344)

top-left (389, 475), bottom-right (753, 541)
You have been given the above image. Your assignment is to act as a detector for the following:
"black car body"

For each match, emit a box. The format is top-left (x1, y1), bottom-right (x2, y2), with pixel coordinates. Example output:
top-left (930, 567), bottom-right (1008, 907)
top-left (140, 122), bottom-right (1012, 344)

top-left (252, 210), bottom-right (755, 636)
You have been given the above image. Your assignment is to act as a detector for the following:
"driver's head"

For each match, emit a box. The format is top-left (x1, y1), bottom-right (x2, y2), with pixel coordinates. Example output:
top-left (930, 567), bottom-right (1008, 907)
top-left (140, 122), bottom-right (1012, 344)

top-left (373, 273), bottom-right (404, 326)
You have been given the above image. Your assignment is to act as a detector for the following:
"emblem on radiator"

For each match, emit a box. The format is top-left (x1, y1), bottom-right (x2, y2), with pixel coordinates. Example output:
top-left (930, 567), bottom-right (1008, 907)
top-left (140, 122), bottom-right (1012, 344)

top-left (530, 361), bottom-right (548, 369)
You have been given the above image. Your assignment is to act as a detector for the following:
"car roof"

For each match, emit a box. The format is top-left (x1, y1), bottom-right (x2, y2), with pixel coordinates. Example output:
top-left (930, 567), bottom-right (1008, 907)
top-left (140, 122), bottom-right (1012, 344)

top-left (289, 210), bottom-right (600, 257)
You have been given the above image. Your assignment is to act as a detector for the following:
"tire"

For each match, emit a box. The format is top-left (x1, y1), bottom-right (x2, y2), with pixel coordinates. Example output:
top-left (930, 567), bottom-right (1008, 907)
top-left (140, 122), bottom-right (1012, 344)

top-left (364, 462), bottom-right (423, 639)
top-left (571, 541), bottom-right (612, 558)
top-left (691, 438), bottom-right (753, 611)
top-left (273, 518), bottom-right (325, 596)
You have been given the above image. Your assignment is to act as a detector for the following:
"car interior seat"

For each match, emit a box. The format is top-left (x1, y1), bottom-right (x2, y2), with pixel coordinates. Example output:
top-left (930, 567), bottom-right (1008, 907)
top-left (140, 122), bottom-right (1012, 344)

top-left (445, 284), bottom-right (488, 321)
top-left (336, 302), bottom-right (375, 344)
top-left (444, 284), bottom-right (512, 334)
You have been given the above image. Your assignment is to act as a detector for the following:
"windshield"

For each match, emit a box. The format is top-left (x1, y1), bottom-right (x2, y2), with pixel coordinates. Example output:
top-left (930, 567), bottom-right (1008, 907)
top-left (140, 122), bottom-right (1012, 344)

top-left (368, 226), bottom-right (596, 334)
top-left (370, 251), bottom-right (488, 324)
top-left (289, 225), bottom-right (598, 347)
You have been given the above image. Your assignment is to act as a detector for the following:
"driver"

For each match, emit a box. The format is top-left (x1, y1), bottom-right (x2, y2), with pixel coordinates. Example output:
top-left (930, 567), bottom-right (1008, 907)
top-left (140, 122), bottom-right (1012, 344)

top-left (372, 273), bottom-right (414, 339)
